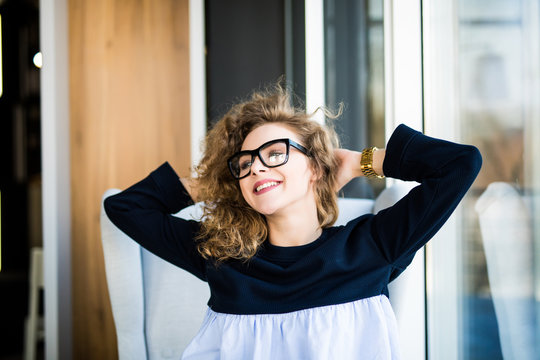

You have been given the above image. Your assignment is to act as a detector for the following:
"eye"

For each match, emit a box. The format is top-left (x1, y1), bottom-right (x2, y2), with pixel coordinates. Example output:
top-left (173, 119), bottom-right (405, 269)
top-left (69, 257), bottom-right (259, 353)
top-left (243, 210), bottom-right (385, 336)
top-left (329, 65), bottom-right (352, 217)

top-left (239, 159), bottom-right (252, 171)
top-left (268, 151), bottom-right (286, 163)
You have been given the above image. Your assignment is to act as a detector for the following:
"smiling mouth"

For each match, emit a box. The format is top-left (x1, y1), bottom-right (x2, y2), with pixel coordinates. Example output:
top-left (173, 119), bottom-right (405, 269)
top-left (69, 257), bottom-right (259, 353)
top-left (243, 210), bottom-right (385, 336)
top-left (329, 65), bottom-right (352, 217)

top-left (254, 181), bottom-right (282, 193)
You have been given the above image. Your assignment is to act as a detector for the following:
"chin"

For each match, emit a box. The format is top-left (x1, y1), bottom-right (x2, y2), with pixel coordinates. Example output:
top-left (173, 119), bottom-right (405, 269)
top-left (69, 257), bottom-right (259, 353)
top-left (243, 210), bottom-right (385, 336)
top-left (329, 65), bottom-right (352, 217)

top-left (253, 205), bottom-right (279, 216)
top-left (248, 200), bottom-right (281, 216)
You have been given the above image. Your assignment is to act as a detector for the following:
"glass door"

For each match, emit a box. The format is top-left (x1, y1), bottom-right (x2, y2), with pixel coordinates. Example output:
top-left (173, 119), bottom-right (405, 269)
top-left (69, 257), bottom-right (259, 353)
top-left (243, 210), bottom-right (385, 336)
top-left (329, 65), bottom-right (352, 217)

top-left (423, 0), bottom-right (540, 358)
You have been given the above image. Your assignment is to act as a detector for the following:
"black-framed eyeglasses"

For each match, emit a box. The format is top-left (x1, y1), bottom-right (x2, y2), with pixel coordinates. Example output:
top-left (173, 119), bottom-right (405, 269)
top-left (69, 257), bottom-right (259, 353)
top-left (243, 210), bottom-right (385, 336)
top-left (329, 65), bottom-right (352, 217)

top-left (227, 138), bottom-right (310, 180)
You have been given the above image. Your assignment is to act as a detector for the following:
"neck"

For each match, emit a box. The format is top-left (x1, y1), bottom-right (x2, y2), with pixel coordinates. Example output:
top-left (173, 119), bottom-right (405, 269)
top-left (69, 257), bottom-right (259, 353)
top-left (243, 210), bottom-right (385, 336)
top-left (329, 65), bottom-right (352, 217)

top-left (266, 204), bottom-right (322, 247)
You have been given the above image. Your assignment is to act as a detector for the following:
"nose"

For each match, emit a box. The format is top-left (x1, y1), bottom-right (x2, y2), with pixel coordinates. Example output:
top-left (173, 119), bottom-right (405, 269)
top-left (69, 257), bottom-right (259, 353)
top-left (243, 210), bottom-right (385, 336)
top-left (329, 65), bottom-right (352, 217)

top-left (250, 155), bottom-right (267, 175)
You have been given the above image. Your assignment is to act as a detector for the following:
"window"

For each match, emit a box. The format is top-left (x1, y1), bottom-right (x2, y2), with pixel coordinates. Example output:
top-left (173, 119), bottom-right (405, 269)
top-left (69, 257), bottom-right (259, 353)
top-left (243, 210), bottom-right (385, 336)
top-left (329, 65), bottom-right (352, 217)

top-left (424, 0), bottom-right (540, 358)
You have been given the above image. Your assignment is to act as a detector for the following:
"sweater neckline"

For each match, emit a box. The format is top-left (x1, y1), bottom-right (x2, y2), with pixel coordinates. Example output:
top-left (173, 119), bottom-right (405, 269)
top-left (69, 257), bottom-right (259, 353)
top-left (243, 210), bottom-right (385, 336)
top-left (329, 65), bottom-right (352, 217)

top-left (259, 227), bottom-right (336, 262)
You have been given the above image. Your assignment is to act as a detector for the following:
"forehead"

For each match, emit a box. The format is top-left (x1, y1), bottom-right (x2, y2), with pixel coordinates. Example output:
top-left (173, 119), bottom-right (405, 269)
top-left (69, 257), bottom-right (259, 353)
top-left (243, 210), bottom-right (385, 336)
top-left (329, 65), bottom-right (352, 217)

top-left (241, 123), bottom-right (301, 151)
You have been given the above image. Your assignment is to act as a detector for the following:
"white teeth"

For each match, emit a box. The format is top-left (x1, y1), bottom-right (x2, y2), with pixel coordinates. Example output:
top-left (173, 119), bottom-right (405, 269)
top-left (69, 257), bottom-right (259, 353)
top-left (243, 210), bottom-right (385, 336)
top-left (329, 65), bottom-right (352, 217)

top-left (256, 181), bottom-right (279, 192)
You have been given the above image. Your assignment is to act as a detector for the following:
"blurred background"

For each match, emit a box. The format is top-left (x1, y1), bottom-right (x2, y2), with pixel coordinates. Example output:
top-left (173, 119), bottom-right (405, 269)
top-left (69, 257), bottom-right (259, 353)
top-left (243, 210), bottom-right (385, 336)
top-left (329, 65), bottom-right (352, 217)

top-left (0, 0), bottom-right (538, 359)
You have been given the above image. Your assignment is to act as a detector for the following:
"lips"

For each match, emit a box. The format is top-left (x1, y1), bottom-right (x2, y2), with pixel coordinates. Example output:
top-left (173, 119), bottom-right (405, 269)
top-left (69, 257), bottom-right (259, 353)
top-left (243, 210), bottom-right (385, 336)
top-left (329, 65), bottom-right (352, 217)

top-left (253, 179), bottom-right (282, 194)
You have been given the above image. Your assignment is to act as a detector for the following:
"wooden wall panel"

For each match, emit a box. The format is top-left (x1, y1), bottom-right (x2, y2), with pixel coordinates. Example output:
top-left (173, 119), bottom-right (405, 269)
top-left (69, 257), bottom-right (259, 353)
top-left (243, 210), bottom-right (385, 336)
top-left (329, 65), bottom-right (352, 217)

top-left (69, 0), bottom-right (191, 358)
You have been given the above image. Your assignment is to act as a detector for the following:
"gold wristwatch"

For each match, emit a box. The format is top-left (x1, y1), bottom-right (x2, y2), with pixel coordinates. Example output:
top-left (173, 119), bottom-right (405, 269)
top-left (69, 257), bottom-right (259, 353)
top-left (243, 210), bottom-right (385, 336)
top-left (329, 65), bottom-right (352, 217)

top-left (360, 147), bottom-right (385, 179)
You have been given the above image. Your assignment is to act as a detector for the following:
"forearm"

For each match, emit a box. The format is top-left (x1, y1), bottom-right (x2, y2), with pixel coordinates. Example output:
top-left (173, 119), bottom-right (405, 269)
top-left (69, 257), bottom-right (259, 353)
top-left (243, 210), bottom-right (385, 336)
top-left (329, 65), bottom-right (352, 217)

top-left (350, 149), bottom-right (386, 177)
top-left (335, 148), bottom-right (386, 191)
top-left (105, 162), bottom-right (194, 218)
top-left (372, 148), bottom-right (385, 177)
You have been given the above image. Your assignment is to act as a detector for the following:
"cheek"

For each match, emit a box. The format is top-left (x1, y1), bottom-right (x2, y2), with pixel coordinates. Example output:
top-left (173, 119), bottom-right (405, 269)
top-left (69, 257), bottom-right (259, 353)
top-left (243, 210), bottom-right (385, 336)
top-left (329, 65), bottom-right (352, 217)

top-left (291, 170), bottom-right (315, 194)
top-left (302, 163), bottom-right (318, 185)
top-left (287, 160), bottom-right (314, 187)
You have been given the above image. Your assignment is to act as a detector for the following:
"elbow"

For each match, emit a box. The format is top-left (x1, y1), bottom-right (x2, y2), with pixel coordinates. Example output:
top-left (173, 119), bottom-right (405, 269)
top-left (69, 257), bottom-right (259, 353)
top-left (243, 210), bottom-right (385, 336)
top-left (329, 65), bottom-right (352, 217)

top-left (103, 193), bottom-right (126, 223)
top-left (470, 146), bottom-right (483, 175)
top-left (462, 145), bottom-right (483, 182)
top-left (103, 195), bottom-right (116, 221)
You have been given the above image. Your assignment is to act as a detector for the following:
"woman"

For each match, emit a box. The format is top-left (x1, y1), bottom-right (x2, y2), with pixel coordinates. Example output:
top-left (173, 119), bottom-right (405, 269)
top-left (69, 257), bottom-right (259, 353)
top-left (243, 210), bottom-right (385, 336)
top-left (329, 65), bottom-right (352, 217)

top-left (105, 85), bottom-right (482, 359)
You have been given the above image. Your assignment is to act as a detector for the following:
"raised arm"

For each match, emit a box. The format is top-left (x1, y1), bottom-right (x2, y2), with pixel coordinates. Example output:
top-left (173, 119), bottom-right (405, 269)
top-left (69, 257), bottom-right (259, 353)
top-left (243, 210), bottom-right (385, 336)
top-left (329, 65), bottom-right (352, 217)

top-left (104, 162), bottom-right (207, 280)
top-left (369, 124), bottom-right (482, 273)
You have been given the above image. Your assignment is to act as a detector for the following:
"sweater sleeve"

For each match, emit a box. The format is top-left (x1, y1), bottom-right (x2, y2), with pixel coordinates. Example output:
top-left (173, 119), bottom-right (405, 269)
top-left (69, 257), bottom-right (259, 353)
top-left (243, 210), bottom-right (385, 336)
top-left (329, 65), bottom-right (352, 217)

top-left (371, 124), bottom-right (482, 273)
top-left (104, 162), bottom-right (207, 281)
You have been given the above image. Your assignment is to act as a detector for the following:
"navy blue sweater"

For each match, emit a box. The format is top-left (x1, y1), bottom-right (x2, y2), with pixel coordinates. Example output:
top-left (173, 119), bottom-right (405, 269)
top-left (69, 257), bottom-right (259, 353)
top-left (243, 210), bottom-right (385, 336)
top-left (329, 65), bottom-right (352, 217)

top-left (104, 124), bottom-right (482, 315)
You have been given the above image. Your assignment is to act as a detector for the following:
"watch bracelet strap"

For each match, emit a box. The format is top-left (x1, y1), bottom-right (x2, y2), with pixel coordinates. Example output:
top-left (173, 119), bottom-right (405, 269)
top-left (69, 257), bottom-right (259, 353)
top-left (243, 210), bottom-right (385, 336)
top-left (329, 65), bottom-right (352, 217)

top-left (360, 147), bottom-right (385, 179)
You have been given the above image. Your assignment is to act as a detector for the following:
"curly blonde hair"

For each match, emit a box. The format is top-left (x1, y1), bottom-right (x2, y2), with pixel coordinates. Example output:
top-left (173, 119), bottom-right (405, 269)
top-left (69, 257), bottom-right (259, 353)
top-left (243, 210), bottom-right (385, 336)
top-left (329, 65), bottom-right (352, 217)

top-left (194, 84), bottom-right (340, 262)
